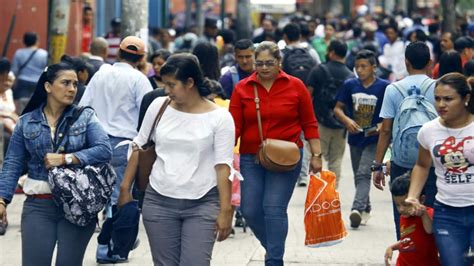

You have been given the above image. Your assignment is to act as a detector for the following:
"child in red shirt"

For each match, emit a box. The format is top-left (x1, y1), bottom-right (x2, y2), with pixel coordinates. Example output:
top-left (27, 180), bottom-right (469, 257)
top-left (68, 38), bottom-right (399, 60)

top-left (384, 173), bottom-right (440, 266)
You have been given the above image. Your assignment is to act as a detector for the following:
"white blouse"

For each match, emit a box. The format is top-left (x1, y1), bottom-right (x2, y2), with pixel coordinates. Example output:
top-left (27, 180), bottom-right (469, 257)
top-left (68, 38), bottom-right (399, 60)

top-left (134, 97), bottom-right (237, 200)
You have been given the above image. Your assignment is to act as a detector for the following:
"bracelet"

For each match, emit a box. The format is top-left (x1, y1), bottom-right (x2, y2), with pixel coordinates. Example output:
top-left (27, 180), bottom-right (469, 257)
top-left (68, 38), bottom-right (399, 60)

top-left (0, 200), bottom-right (6, 208)
top-left (311, 153), bottom-right (322, 158)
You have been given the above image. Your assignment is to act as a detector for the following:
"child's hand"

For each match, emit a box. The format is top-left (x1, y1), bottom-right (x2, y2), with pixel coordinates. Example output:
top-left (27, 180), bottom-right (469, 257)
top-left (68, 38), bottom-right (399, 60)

top-left (384, 247), bottom-right (393, 266)
top-left (405, 197), bottom-right (426, 217)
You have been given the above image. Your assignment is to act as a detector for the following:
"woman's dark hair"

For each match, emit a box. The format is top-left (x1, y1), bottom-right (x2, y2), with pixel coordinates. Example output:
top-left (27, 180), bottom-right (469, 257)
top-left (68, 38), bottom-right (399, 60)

top-left (390, 172), bottom-right (411, 197)
top-left (437, 72), bottom-right (474, 114)
top-left (207, 79), bottom-right (226, 99)
top-left (192, 42), bottom-right (220, 81)
top-left (22, 63), bottom-right (76, 115)
top-left (150, 49), bottom-right (172, 63)
top-left (160, 53), bottom-right (212, 97)
top-left (438, 50), bottom-right (463, 77)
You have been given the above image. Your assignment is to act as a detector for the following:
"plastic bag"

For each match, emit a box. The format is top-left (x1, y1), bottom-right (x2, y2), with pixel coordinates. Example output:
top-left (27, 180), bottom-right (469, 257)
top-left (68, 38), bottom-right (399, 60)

top-left (231, 153), bottom-right (241, 206)
top-left (304, 170), bottom-right (347, 247)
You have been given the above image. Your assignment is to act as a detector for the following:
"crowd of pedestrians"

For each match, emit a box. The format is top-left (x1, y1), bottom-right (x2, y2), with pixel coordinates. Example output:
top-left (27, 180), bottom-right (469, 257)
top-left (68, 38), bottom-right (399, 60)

top-left (0, 6), bottom-right (474, 266)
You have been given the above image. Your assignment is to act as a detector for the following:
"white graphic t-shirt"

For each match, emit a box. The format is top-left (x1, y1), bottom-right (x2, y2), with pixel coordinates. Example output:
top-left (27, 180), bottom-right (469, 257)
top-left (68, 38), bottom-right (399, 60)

top-left (418, 118), bottom-right (474, 207)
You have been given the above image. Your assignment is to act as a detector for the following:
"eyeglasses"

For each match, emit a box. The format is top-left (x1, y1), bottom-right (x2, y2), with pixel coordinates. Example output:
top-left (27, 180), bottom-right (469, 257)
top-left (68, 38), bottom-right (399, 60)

top-left (255, 60), bottom-right (277, 68)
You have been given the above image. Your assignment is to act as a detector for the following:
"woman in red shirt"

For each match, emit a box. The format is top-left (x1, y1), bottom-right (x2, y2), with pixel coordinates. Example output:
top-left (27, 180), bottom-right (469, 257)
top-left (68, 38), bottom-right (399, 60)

top-left (229, 41), bottom-right (322, 265)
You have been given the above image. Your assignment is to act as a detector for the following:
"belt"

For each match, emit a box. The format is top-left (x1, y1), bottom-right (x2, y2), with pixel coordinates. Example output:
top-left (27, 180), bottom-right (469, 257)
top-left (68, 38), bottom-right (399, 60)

top-left (26, 194), bottom-right (53, 199)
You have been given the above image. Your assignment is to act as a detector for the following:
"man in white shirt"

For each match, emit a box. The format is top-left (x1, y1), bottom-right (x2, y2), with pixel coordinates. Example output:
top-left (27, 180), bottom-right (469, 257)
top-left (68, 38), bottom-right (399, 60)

top-left (80, 36), bottom-right (152, 263)
top-left (379, 24), bottom-right (407, 81)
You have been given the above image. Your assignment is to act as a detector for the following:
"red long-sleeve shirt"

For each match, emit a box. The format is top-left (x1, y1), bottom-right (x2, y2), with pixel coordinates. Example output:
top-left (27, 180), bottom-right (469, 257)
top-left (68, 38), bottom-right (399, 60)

top-left (229, 71), bottom-right (320, 154)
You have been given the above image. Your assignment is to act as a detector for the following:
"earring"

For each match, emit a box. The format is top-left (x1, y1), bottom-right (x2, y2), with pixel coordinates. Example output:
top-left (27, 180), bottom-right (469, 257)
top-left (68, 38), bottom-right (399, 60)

top-left (465, 102), bottom-right (469, 107)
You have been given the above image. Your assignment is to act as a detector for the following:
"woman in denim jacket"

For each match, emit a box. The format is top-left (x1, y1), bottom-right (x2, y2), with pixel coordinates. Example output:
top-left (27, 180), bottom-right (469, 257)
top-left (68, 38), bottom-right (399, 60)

top-left (0, 63), bottom-right (112, 266)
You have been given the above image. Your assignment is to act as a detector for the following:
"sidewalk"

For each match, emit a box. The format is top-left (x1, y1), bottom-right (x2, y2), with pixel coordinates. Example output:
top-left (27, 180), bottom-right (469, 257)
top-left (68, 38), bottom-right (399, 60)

top-left (0, 147), bottom-right (397, 265)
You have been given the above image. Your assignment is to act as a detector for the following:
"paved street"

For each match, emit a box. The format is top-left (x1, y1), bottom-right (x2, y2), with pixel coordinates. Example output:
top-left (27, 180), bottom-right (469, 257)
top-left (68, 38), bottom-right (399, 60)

top-left (0, 146), bottom-right (397, 265)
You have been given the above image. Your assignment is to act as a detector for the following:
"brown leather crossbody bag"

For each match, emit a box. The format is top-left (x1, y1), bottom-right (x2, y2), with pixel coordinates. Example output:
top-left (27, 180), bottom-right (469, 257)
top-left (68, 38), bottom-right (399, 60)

top-left (136, 98), bottom-right (171, 191)
top-left (253, 84), bottom-right (301, 172)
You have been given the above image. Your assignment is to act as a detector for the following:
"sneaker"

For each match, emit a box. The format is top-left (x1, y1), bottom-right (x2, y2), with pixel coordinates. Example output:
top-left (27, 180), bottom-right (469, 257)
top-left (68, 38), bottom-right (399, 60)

top-left (349, 210), bottom-right (362, 229)
top-left (361, 211), bottom-right (371, 225)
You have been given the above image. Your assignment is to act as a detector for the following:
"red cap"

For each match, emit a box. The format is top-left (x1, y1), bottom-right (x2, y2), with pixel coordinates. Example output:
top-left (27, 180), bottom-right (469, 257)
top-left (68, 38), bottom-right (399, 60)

top-left (119, 36), bottom-right (145, 55)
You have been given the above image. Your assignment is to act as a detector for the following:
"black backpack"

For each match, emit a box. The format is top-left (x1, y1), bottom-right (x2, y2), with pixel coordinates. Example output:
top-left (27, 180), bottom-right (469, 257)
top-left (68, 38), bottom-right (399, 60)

top-left (313, 64), bottom-right (345, 129)
top-left (282, 47), bottom-right (316, 83)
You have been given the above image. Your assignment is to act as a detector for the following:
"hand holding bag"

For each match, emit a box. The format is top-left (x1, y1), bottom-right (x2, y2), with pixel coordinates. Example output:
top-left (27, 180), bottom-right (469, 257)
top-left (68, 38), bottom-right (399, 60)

top-left (135, 98), bottom-right (171, 191)
top-left (253, 84), bottom-right (301, 172)
top-left (48, 106), bottom-right (116, 227)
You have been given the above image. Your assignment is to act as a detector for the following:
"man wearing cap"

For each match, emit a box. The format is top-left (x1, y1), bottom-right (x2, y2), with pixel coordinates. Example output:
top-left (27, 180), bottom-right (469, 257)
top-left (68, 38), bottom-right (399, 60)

top-left (80, 36), bottom-right (152, 263)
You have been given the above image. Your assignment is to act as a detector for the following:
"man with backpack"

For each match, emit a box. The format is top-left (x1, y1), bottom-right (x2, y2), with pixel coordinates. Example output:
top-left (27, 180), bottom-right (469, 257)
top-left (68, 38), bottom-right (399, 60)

top-left (219, 39), bottom-right (255, 99)
top-left (306, 40), bottom-right (354, 187)
top-left (281, 22), bottom-right (320, 186)
top-left (281, 22), bottom-right (320, 83)
top-left (373, 41), bottom-right (438, 240)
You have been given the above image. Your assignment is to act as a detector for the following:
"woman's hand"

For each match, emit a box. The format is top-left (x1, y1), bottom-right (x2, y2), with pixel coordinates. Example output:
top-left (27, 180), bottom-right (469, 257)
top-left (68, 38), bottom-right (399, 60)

top-left (309, 156), bottom-right (322, 174)
top-left (405, 197), bottom-right (425, 217)
top-left (44, 153), bottom-right (64, 169)
top-left (215, 208), bottom-right (234, 242)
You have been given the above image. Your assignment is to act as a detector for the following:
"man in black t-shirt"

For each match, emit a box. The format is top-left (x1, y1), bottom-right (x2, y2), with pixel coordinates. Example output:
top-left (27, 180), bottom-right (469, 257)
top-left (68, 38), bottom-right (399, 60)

top-left (306, 40), bottom-right (354, 187)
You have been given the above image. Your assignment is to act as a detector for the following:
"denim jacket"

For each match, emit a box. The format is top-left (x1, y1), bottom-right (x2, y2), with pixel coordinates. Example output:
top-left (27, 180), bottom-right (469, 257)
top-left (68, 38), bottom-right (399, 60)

top-left (0, 104), bottom-right (112, 203)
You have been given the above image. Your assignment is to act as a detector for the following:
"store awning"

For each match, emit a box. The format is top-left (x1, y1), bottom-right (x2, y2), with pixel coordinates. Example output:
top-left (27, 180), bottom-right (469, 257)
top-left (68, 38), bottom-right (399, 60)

top-left (250, 0), bottom-right (296, 13)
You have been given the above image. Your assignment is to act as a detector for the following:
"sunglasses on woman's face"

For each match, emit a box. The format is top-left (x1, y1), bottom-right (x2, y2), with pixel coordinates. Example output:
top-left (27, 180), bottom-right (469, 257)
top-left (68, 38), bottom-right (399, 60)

top-left (254, 60), bottom-right (277, 68)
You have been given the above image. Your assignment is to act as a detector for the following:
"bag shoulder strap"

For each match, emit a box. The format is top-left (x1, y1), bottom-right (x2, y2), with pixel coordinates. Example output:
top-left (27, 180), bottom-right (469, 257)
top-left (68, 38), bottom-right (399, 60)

top-left (229, 66), bottom-right (240, 89)
top-left (391, 82), bottom-right (408, 98)
top-left (56, 106), bottom-right (92, 152)
top-left (147, 98), bottom-right (171, 143)
top-left (253, 84), bottom-right (264, 144)
top-left (17, 49), bottom-right (38, 76)
top-left (419, 77), bottom-right (435, 96)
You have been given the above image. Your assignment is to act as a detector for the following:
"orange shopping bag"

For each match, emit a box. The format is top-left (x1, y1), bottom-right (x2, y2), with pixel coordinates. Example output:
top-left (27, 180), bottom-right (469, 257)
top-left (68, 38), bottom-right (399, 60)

top-left (304, 170), bottom-right (347, 247)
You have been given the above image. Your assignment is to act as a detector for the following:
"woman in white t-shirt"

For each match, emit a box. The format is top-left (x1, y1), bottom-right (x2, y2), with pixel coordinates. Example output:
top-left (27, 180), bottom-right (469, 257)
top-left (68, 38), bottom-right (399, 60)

top-left (407, 73), bottom-right (474, 266)
top-left (118, 54), bottom-right (235, 266)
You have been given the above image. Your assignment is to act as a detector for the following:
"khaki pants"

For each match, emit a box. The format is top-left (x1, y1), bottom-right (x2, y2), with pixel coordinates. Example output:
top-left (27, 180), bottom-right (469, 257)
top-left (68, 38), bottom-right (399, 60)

top-left (318, 124), bottom-right (346, 187)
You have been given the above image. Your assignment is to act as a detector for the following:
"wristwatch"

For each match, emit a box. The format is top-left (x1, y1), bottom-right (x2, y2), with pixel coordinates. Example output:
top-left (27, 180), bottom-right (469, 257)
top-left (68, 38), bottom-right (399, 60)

top-left (370, 160), bottom-right (383, 172)
top-left (65, 154), bottom-right (73, 165)
top-left (312, 153), bottom-right (322, 158)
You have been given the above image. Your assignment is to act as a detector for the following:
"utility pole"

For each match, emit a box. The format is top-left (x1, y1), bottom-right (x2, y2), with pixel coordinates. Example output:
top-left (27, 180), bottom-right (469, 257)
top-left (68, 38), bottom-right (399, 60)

top-left (185, 0), bottom-right (193, 30)
top-left (442, 0), bottom-right (456, 33)
top-left (196, 0), bottom-right (204, 36)
top-left (121, 0), bottom-right (148, 44)
top-left (48, 0), bottom-right (71, 64)
top-left (236, 0), bottom-right (252, 40)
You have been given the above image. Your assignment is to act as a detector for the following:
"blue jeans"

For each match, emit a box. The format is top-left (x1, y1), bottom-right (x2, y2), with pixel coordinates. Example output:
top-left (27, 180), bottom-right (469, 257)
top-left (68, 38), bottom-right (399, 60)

top-left (239, 153), bottom-right (302, 266)
top-left (433, 201), bottom-right (474, 266)
top-left (108, 136), bottom-right (129, 206)
top-left (97, 136), bottom-right (129, 261)
top-left (390, 162), bottom-right (437, 239)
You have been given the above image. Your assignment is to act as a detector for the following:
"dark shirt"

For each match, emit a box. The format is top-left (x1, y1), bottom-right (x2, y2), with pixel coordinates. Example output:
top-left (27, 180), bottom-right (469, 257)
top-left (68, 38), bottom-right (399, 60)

top-left (335, 77), bottom-right (389, 148)
top-left (137, 89), bottom-right (167, 130)
top-left (306, 61), bottom-right (355, 128)
top-left (219, 65), bottom-right (253, 99)
top-left (148, 76), bottom-right (159, 89)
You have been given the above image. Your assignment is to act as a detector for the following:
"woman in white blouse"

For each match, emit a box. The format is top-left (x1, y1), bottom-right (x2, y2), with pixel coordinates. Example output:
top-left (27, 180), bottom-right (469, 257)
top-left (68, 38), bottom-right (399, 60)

top-left (118, 54), bottom-right (235, 266)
